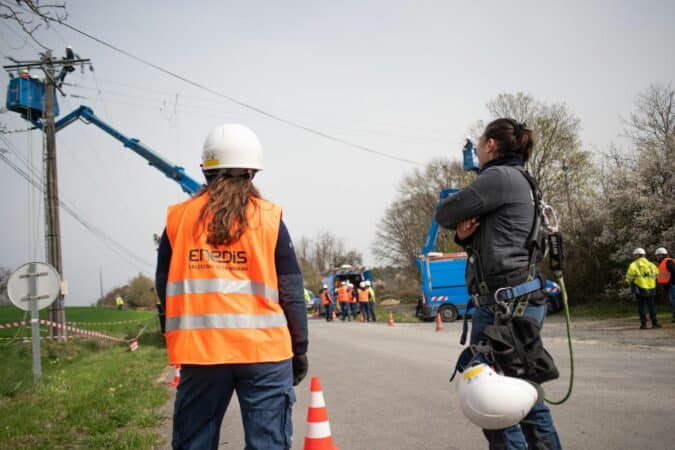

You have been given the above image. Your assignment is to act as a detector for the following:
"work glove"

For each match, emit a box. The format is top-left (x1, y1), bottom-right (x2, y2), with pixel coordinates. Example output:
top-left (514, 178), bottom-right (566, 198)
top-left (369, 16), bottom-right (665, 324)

top-left (292, 354), bottom-right (308, 386)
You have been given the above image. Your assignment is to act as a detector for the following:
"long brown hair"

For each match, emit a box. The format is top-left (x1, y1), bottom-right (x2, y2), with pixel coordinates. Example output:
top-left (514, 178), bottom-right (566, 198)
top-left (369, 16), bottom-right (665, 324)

top-left (196, 172), bottom-right (261, 246)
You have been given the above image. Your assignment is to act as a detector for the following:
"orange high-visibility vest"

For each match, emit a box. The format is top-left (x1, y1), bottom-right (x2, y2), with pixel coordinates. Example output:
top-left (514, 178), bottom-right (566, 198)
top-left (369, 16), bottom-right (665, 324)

top-left (658, 258), bottom-right (673, 284)
top-left (348, 288), bottom-right (356, 303)
top-left (357, 288), bottom-right (370, 302)
top-left (320, 290), bottom-right (331, 305)
top-left (337, 286), bottom-right (350, 302)
top-left (164, 194), bottom-right (292, 365)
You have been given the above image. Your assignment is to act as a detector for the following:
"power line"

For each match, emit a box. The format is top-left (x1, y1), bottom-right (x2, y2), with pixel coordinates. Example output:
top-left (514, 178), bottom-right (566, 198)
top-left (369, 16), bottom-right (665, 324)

top-left (54, 20), bottom-right (423, 166)
top-left (0, 139), bottom-right (154, 273)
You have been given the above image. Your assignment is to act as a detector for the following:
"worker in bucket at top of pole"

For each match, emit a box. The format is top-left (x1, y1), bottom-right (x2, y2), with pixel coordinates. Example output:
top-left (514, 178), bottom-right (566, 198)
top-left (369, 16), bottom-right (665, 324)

top-left (436, 118), bottom-right (562, 449)
top-left (155, 123), bottom-right (308, 450)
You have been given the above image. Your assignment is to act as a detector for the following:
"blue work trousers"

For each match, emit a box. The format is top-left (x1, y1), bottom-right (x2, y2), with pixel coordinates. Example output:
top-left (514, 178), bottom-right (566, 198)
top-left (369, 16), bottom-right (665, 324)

top-left (324, 303), bottom-right (334, 321)
top-left (669, 285), bottom-right (675, 314)
top-left (470, 305), bottom-right (562, 450)
top-left (359, 302), bottom-right (370, 321)
top-left (340, 301), bottom-right (351, 320)
top-left (368, 301), bottom-right (377, 321)
top-left (172, 360), bottom-right (295, 450)
top-left (636, 294), bottom-right (658, 326)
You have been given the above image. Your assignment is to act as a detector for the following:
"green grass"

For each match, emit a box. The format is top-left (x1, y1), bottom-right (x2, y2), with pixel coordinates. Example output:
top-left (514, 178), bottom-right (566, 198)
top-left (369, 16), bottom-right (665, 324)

top-left (0, 306), bottom-right (169, 449)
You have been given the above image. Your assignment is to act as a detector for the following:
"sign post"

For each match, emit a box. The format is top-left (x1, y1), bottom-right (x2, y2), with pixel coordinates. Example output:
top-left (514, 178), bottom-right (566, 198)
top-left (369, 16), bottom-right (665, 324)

top-left (7, 262), bottom-right (62, 384)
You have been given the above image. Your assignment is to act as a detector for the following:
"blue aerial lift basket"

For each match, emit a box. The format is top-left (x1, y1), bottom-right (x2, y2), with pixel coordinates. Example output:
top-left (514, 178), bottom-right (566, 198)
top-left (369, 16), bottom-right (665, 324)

top-left (6, 76), bottom-right (59, 122)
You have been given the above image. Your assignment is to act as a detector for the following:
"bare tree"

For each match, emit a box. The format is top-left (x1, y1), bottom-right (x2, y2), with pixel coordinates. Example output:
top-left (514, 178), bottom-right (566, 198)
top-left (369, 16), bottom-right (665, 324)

top-left (372, 157), bottom-right (472, 275)
top-left (0, 0), bottom-right (66, 50)
top-left (296, 231), bottom-right (362, 289)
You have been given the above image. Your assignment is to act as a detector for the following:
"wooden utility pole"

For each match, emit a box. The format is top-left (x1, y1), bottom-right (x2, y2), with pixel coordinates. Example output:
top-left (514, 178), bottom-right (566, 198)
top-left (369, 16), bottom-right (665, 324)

top-left (4, 49), bottom-right (91, 339)
top-left (42, 50), bottom-right (66, 339)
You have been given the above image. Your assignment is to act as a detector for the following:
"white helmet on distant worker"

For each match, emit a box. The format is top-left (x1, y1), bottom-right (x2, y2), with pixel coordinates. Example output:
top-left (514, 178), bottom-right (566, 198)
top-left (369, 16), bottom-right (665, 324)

top-left (359, 281), bottom-right (366, 288)
top-left (365, 280), bottom-right (371, 287)
top-left (322, 284), bottom-right (328, 289)
top-left (655, 247), bottom-right (668, 256)
top-left (456, 364), bottom-right (541, 430)
top-left (201, 123), bottom-right (264, 171)
top-left (340, 281), bottom-right (346, 286)
top-left (633, 247), bottom-right (646, 256)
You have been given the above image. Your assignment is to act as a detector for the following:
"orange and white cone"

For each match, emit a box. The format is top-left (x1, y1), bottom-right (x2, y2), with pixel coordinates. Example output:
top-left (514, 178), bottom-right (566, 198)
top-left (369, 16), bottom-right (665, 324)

top-left (304, 377), bottom-right (338, 450)
top-left (435, 312), bottom-right (444, 331)
top-left (168, 364), bottom-right (181, 387)
top-left (332, 310), bottom-right (337, 321)
top-left (388, 311), bottom-right (395, 327)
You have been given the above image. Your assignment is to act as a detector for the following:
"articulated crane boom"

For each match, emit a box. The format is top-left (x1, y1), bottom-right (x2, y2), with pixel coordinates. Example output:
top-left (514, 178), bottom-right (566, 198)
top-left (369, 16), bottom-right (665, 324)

top-left (33, 105), bottom-right (202, 196)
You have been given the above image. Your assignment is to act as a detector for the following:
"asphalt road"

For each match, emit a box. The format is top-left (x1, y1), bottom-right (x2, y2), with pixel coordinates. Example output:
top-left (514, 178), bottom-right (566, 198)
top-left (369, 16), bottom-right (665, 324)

top-left (161, 315), bottom-right (675, 449)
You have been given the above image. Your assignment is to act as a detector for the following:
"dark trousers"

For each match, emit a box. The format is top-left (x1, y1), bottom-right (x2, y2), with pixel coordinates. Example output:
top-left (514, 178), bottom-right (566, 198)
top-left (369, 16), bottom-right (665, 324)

top-left (340, 301), bottom-right (351, 320)
top-left (368, 301), bottom-right (377, 321)
top-left (172, 360), bottom-right (294, 450)
top-left (324, 303), bottom-right (333, 321)
top-left (636, 295), bottom-right (658, 326)
top-left (359, 302), bottom-right (369, 321)
top-left (471, 306), bottom-right (562, 450)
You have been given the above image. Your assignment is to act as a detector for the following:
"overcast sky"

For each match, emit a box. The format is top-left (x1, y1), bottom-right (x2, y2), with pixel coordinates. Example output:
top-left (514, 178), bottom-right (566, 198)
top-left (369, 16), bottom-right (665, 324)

top-left (1, 0), bottom-right (673, 306)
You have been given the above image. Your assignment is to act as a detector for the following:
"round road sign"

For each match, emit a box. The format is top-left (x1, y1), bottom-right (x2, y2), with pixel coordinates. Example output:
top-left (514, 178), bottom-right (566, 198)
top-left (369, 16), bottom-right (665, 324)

top-left (6, 262), bottom-right (61, 311)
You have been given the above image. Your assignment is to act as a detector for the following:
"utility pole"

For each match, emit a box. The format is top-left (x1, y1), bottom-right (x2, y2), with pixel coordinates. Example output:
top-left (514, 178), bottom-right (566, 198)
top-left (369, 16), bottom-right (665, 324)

top-left (42, 50), bottom-right (65, 339)
top-left (4, 49), bottom-right (91, 339)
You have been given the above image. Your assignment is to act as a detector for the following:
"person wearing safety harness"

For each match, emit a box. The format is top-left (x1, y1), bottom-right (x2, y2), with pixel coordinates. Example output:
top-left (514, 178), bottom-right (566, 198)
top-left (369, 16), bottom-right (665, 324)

top-left (436, 118), bottom-right (562, 449)
top-left (155, 123), bottom-right (308, 450)
top-left (655, 247), bottom-right (675, 323)
top-left (625, 247), bottom-right (661, 329)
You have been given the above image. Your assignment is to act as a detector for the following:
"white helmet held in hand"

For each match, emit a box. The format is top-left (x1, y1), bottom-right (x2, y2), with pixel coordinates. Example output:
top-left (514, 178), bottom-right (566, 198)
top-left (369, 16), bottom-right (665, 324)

top-left (202, 124), bottom-right (264, 171)
top-left (633, 247), bottom-right (646, 256)
top-left (456, 364), bottom-right (540, 430)
top-left (655, 247), bottom-right (668, 256)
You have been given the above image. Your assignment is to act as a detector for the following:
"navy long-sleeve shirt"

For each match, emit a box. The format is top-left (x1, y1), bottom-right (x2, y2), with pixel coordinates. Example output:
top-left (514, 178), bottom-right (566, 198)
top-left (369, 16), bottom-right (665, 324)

top-left (155, 219), bottom-right (308, 356)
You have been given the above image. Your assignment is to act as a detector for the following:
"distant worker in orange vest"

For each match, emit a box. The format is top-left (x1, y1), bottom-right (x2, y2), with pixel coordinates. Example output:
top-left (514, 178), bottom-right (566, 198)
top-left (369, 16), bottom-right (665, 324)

top-left (337, 281), bottom-right (352, 321)
top-left (155, 123), bottom-right (308, 450)
top-left (319, 284), bottom-right (334, 322)
top-left (655, 247), bottom-right (675, 323)
top-left (357, 282), bottom-right (372, 322)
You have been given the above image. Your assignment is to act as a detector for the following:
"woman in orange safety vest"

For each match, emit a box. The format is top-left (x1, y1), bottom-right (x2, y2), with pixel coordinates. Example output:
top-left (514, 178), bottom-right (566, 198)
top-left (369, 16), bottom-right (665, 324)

top-left (155, 123), bottom-right (308, 450)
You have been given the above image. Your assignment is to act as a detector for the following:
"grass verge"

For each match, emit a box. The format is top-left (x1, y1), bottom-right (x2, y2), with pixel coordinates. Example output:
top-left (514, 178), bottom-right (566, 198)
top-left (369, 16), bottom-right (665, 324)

top-left (0, 306), bottom-right (169, 450)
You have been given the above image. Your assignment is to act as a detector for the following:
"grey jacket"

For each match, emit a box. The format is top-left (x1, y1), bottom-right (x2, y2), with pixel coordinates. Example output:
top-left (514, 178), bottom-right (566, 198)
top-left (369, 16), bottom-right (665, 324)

top-left (435, 159), bottom-right (541, 298)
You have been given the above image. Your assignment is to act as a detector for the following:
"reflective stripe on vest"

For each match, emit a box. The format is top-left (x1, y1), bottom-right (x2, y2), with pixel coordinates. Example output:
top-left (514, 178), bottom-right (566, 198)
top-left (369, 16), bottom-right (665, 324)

top-left (165, 194), bottom-right (292, 365)
top-left (658, 258), bottom-right (673, 283)
top-left (357, 288), bottom-right (370, 302)
top-left (166, 279), bottom-right (279, 302)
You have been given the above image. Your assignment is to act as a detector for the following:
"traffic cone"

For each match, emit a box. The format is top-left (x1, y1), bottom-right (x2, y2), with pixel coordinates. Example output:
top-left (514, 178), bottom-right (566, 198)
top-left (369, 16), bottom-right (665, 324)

top-left (435, 312), bottom-right (444, 331)
top-left (388, 311), bottom-right (395, 327)
top-left (168, 364), bottom-right (181, 387)
top-left (304, 377), bottom-right (338, 450)
top-left (332, 310), bottom-right (337, 321)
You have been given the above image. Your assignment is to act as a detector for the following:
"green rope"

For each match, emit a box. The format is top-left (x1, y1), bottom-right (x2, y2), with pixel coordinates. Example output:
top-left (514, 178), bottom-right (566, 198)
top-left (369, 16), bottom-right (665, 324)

top-left (545, 273), bottom-right (574, 405)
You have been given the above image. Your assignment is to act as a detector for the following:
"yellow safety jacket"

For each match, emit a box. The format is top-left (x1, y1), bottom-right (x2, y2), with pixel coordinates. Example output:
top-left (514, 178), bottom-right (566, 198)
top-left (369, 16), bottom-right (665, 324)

top-left (625, 257), bottom-right (658, 290)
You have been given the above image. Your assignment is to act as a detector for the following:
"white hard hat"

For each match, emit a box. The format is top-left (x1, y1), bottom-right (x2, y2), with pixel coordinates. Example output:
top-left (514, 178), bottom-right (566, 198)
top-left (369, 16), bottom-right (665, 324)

top-left (201, 124), bottom-right (264, 171)
top-left (655, 247), bottom-right (668, 256)
top-left (365, 280), bottom-right (371, 287)
top-left (322, 284), bottom-right (328, 289)
top-left (633, 247), bottom-right (646, 256)
top-left (340, 281), bottom-right (346, 286)
top-left (359, 281), bottom-right (366, 288)
top-left (456, 364), bottom-right (540, 430)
